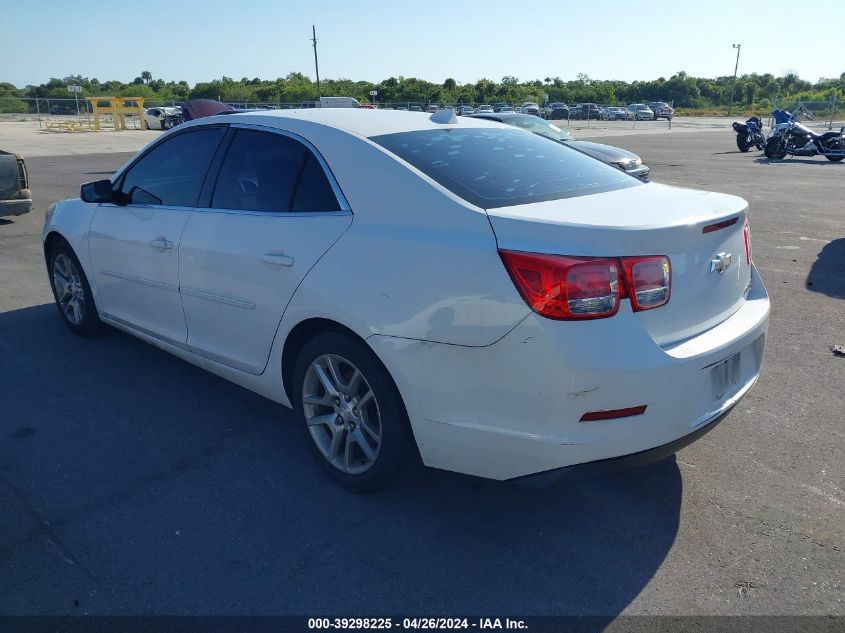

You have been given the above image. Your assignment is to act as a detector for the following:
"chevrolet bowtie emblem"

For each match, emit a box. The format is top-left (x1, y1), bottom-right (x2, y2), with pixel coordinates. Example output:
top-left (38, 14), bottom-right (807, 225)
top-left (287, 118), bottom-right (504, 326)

top-left (709, 252), bottom-right (732, 274)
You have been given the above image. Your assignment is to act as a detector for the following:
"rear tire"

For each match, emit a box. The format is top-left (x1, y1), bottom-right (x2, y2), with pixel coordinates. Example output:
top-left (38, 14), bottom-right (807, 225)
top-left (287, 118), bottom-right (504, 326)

top-left (47, 241), bottom-right (103, 337)
top-left (292, 331), bottom-right (413, 492)
top-left (736, 134), bottom-right (752, 152)
top-left (824, 155), bottom-right (844, 162)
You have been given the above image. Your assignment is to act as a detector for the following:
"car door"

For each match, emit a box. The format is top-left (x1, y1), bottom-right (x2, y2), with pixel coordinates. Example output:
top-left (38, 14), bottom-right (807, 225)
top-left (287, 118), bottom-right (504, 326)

top-left (88, 125), bottom-right (226, 346)
top-left (178, 125), bottom-right (352, 374)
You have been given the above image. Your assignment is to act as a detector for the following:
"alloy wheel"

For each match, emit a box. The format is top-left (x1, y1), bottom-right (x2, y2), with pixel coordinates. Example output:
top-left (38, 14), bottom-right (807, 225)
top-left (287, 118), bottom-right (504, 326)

top-left (52, 253), bottom-right (85, 325)
top-left (302, 354), bottom-right (382, 475)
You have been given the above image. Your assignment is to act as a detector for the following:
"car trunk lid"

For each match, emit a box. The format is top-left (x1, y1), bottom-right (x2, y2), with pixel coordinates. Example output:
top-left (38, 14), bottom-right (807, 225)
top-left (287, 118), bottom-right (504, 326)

top-left (487, 182), bottom-right (752, 346)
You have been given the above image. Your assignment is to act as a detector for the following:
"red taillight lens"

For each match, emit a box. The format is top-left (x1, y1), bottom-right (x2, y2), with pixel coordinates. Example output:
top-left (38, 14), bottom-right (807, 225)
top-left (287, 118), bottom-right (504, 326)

top-left (743, 220), bottom-right (751, 265)
top-left (620, 256), bottom-right (671, 311)
top-left (499, 250), bottom-right (621, 320)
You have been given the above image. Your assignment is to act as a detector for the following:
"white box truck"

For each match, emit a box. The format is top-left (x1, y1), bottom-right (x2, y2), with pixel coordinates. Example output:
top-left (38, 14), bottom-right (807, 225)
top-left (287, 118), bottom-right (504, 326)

top-left (300, 97), bottom-right (361, 109)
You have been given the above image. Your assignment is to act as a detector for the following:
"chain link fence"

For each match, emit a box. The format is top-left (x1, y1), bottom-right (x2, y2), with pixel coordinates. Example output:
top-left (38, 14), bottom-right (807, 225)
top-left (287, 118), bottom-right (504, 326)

top-left (770, 97), bottom-right (843, 130)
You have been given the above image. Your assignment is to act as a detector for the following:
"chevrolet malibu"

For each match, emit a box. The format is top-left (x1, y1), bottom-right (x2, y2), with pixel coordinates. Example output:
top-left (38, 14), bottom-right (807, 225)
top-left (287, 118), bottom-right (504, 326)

top-left (43, 109), bottom-right (769, 491)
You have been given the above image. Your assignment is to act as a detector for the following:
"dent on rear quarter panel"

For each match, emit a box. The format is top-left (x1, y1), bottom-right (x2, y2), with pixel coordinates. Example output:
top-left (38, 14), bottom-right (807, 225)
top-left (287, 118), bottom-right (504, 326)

top-left (283, 123), bottom-right (530, 347)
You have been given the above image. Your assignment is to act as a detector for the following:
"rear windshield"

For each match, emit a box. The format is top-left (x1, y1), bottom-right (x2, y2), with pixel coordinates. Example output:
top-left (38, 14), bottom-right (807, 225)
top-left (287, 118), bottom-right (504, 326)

top-left (370, 127), bottom-right (638, 209)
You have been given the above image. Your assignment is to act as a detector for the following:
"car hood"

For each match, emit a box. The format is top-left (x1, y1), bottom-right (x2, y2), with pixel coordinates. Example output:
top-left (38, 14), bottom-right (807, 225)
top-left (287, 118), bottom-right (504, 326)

top-left (567, 140), bottom-right (640, 164)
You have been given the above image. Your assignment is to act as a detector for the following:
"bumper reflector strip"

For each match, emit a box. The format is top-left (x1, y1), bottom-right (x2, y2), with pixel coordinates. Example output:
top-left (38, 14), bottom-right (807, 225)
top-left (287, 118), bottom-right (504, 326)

top-left (580, 405), bottom-right (648, 422)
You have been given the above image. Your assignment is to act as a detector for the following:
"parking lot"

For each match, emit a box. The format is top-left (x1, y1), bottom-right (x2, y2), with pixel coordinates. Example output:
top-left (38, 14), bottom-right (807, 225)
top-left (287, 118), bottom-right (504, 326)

top-left (1, 121), bottom-right (843, 617)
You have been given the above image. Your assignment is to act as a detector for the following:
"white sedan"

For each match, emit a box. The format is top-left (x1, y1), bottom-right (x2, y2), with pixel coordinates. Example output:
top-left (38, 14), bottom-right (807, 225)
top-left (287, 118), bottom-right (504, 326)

top-left (144, 106), bottom-right (182, 130)
top-left (43, 109), bottom-right (769, 491)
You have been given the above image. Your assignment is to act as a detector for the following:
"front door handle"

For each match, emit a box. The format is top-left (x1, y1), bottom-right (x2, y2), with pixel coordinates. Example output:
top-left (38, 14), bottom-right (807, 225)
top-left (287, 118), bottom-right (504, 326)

top-left (150, 238), bottom-right (173, 250)
top-left (260, 253), bottom-right (295, 268)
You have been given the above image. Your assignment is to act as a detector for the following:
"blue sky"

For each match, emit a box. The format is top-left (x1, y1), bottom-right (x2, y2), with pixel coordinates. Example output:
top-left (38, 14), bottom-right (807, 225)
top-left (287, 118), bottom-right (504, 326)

top-left (1, 0), bottom-right (842, 87)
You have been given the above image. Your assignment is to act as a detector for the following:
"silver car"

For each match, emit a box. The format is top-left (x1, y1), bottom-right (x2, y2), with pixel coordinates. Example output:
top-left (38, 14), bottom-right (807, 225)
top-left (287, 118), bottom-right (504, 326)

top-left (601, 106), bottom-right (627, 121)
top-left (470, 112), bottom-right (650, 180)
top-left (627, 104), bottom-right (655, 121)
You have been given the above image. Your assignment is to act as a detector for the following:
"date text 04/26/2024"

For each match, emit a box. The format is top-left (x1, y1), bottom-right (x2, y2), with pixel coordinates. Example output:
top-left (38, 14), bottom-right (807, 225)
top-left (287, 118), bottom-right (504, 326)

top-left (307, 618), bottom-right (528, 630)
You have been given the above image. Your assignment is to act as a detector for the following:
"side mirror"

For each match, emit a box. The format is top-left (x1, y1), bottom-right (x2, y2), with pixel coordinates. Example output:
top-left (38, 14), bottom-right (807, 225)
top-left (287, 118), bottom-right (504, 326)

top-left (80, 179), bottom-right (115, 203)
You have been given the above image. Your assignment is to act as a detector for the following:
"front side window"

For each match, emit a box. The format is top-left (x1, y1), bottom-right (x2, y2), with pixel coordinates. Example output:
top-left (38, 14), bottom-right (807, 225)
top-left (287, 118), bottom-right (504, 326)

top-left (371, 127), bottom-right (638, 209)
top-left (119, 127), bottom-right (225, 206)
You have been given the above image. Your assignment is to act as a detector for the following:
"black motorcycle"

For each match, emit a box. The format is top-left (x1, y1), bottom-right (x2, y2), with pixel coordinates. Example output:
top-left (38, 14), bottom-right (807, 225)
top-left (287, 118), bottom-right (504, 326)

top-left (765, 108), bottom-right (845, 162)
top-left (732, 116), bottom-right (765, 152)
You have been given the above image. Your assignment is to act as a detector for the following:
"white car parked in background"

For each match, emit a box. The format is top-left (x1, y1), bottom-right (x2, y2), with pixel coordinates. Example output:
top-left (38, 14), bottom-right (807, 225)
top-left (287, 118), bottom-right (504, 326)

top-left (144, 106), bottom-right (182, 130)
top-left (43, 109), bottom-right (769, 491)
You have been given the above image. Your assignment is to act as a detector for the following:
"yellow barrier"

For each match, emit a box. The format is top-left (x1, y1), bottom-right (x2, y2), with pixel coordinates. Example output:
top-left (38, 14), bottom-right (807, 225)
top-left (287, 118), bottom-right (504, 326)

top-left (45, 120), bottom-right (94, 133)
top-left (85, 97), bottom-right (147, 130)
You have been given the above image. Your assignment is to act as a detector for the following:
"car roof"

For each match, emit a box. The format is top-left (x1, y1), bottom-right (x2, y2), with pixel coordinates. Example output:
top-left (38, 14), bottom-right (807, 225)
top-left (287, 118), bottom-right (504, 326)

top-left (193, 108), bottom-right (507, 138)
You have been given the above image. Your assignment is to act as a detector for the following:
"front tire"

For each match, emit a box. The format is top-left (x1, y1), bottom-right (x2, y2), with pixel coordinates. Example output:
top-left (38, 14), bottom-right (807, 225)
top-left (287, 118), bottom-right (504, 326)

top-left (293, 332), bottom-right (412, 492)
top-left (736, 134), bottom-right (752, 152)
top-left (825, 155), bottom-right (844, 162)
top-left (765, 137), bottom-right (787, 160)
top-left (48, 241), bottom-right (103, 337)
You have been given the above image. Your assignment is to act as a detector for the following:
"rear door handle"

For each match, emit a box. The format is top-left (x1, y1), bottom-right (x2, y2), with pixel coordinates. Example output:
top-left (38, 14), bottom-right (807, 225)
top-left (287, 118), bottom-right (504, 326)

top-left (150, 238), bottom-right (173, 250)
top-left (260, 253), bottom-right (294, 268)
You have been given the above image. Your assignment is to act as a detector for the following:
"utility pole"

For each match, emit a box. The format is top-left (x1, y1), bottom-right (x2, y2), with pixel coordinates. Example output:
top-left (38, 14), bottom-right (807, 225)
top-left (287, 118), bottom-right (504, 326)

top-left (311, 25), bottom-right (322, 106)
top-left (728, 43), bottom-right (741, 116)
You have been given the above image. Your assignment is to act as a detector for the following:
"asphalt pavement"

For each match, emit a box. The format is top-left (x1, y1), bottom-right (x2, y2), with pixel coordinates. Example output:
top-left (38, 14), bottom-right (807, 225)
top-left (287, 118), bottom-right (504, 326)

top-left (0, 129), bottom-right (842, 617)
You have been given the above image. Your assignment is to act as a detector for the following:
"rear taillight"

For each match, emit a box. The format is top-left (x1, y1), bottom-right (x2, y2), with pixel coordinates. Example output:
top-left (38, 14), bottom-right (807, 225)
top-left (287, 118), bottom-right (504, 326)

top-left (620, 255), bottom-right (671, 311)
top-left (743, 220), bottom-right (751, 265)
top-left (498, 251), bottom-right (621, 320)
top-left (499, 250), bottom-right (671, 320)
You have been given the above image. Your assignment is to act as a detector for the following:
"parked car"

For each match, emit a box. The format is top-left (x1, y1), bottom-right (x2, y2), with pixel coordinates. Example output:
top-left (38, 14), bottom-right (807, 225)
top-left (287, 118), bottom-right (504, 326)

top-left (358, 103), bottom-right (376, 109)
top-left (520, 102), bottom-right (541, 117)
top-left (492, 102), bottom-right (510, 112)
top-left (648, 101), bottom-right (674, 120)
top-left (601, 106), bottom-right (627, 121)
top-left (0, 150), bottom-right (31, 217)
top-left (426, 105), bottom-right (440, 113)
top-left (457, 105), bottom-right (475, 116)
top-left (572, 103), bottom-right (601, 120)
top-left (627, 104), bottom-right (655, 120)
top-left (50, 105), bottom-right (79, 116)
top-left (45, 110), bottom-right (768, 491)
top-left (476, 105), bottom-right (494, 114)
top-left (470, 112), bottom-right (651, 180)
top-left (545, 103), bottom-right (570, 119)
top-left (144, 107), bottom-right (183, 131)
top-left (409, 105), bottom-right (423, 112)
top-left (498, 106), bottom-right (514, 113)
top-left (395, 107), bottom-right (408, 111)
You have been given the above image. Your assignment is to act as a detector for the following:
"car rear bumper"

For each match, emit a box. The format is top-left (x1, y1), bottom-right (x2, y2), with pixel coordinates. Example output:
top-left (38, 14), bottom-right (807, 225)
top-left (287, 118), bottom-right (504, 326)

top-left (510, 399), bottom-right (736, 487)
top-left (0, 197), bottom-right (32, 217)
top-left (370, 265), bottom-right (769, 481)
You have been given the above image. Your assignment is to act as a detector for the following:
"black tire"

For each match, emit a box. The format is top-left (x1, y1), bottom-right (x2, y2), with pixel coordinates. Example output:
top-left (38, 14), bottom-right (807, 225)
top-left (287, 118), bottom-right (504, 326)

top-left (292, 331), bottom-right (413, 492)
top-left (765, 137), bottom-right (787, 160)
top-left (824, 155), bottom-right (844, 162)
top-left (736, 134), bottom-right (752, 152)
top-left (47, 240), bottom-right (103, 337)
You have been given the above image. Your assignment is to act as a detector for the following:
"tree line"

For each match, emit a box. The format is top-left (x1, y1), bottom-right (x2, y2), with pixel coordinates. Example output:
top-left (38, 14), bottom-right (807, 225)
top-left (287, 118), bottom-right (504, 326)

top-left (2, 70), bottom-right (844, 112)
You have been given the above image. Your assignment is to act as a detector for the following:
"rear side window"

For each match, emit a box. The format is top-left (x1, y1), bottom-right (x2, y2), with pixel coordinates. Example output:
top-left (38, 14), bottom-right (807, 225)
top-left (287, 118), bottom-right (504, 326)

top-left (291, 154), bottom-right (341, 212)
top-left (119, 127), bottom-right (225, 207)
top-left (370, 128), bottom-right (638, 209)
top-left (212, 130), bottom-right (307, 212)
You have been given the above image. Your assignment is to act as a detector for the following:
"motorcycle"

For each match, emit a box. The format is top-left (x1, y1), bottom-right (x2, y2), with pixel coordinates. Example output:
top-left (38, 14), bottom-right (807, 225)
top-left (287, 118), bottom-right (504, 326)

top-left (765, 106), bottom-right (845, 162)
top-left (732, 116), bottom-right (766, 152)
